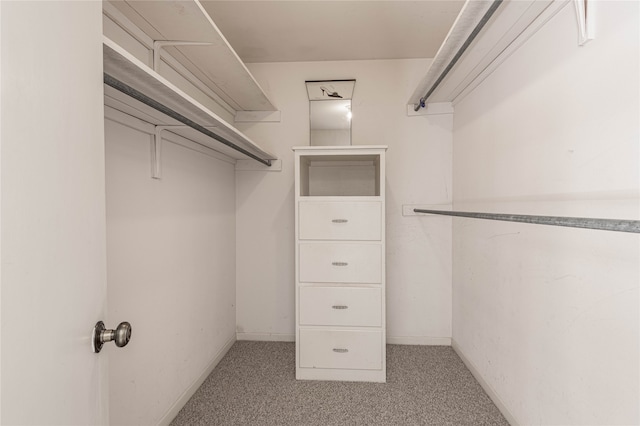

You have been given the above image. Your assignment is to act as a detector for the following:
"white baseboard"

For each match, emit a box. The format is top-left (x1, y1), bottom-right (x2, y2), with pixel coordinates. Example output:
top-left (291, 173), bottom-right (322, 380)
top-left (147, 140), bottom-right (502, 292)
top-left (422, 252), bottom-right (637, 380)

top-left (451, 339), bottom-right (519, 426)
top-left (236, 332), bottom-right (295, 342)
top-left (387, 336), bottom-right (452, 346)
top-left (158, 335), bottom-right (236, 426)
top-left (235, 334), bottom-right (451, 345)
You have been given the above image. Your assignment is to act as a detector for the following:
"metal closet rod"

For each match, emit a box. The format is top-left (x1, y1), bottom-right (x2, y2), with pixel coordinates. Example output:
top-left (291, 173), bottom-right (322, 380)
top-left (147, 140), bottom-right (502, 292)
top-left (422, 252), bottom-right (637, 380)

top-left (103, 73), bottom-right (272, 167)
top-left (413, 209), bottom-right (640, 234)
top-left (414, 0), bottom-right (503, 111)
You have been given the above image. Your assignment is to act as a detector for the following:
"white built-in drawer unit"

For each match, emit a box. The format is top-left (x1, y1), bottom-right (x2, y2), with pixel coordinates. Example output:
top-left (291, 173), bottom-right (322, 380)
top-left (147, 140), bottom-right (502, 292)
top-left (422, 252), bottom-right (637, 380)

top-left (293, 146), bottom-right (387, 383)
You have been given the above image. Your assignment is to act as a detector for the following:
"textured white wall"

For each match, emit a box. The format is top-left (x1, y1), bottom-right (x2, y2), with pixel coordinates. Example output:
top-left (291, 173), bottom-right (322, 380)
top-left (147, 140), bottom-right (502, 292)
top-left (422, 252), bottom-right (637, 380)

top-left (451, 2), bottom-right (639, 424)
top-left (310, 129), bottom-right (351, 146)
top-left (105, 116), bottom-right (237, 425)
top-left (235, 59), bottom-right (453, 344)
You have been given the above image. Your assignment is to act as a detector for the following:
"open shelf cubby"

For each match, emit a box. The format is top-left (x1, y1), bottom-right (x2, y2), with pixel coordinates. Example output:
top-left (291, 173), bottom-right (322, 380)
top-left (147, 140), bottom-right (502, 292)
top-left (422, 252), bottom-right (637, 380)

top-left (298, 152), bottom-right (383, 197)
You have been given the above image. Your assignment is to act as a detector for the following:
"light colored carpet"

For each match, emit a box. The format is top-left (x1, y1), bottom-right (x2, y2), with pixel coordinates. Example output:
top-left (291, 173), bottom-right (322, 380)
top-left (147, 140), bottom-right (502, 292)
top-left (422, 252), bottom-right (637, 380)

top-left (170, 341), bottom-right (508, 425)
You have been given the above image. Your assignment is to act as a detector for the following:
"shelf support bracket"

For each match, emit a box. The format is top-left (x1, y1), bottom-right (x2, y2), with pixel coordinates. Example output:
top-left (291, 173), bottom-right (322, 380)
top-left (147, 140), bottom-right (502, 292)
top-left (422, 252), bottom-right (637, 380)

top-left (574, 0), bottom-right (594, 45)
top-left (151, 125), bottom-right (217, 179)
top-left (152, 126), bottom-right (168, 179)
top-left (153, 40), bottom-right (212, 72)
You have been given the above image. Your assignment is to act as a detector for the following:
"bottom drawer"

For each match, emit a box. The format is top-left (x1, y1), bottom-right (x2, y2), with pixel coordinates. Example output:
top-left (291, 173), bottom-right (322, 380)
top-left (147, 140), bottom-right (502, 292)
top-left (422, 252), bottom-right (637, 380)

top-left (299, 329), bottom-right (382, 370)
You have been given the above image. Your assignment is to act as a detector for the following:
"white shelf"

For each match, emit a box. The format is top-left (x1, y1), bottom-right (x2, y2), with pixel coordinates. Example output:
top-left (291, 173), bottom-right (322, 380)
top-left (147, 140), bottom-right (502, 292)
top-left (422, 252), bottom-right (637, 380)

top-left (408, 0), bottom-right (568, 106)
top-left (292, 145), bottom-right (389, 152)
top-left (106, 0), bottom-right (276, 112)
top-left (103, 37), bottom-right (277, 163)
top-left (294, 146), bottom-right (387, 197)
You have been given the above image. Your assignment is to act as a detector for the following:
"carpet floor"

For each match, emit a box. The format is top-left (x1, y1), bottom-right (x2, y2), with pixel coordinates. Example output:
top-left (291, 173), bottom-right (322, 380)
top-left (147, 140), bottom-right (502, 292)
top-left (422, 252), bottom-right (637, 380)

top-left (170, 341), bottom-right (509, 425)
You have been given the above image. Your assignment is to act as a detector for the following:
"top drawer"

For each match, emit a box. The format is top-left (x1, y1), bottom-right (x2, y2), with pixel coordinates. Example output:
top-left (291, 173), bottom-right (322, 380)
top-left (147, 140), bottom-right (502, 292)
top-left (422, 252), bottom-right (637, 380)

top-left (299, 201), bottom-right (382, 241)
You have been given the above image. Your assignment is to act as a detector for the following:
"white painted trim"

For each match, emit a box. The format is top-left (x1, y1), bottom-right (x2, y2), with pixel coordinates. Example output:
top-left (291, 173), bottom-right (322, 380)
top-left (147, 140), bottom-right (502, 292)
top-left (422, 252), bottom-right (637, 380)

top-left (406, 102), bottom-right (453, 116)
top-left (292, 145), bottom-right (387, 152)
top-left (236, 332), bottom-right (295, 342)
top-left (0, 1), bottom-right (4, 421)
top-left (386, 336), bottom-right (452, 346)
top-left (234, 110), bottom-right (282, 123)
top-left (402, 204), bottom-right (453, 217)
top-left (235, 159), bottom-right (282, 172)
top-left (157, 335), bottom-right (236, 426)
top-left (452, 339), bottom-right (520, 426)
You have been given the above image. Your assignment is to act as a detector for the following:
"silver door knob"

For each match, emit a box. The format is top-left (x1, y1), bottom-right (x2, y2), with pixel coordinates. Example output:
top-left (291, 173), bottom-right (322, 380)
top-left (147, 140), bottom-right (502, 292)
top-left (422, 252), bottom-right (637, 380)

top-left (92, 321), bottom-right (132, 353)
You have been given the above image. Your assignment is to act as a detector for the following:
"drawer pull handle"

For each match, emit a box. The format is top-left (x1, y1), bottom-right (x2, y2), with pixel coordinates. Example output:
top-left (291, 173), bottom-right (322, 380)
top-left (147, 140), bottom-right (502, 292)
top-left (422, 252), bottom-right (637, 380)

top-left (332, 219), bottom-right (348, 223)
top-left (332, 348), bottom-right (349, 353)
top-left (332, 305), bottom-right (349, 310)
top-left (332, 262), bottom-right (348, 267)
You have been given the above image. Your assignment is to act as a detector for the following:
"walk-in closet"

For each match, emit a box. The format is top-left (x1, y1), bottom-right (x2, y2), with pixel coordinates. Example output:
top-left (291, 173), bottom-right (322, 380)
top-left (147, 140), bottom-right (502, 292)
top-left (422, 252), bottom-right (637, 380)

top-left (1, 1), bottom-right (638, 425)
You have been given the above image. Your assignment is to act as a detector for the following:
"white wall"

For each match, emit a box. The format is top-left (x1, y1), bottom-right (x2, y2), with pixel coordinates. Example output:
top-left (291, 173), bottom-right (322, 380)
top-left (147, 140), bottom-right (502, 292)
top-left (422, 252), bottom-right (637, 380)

top-left (235, 59), bottom-right (453, 344)
top-left (105, 112), bottom-right (236, 425)
top-left (311, 129), bottom-right (351, 146)
top-left (451, 2), bottom-right (639, 424)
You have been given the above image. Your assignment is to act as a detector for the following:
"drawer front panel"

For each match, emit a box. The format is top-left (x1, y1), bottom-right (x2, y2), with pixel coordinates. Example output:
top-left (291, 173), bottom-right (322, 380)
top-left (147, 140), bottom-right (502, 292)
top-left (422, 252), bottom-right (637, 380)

top-left (299, 201), bottom-right (382, 241)
top-left (299, 287), bottom-right (382, 327)
top-left (299, 243), bottom-right (382, 283)
top-left (299, 329), bottom-right (382, 370)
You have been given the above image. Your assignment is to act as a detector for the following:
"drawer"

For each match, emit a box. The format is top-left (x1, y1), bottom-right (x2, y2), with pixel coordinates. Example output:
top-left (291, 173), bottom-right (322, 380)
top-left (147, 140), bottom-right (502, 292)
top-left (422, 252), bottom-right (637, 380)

top-left (299, 243), bottom-right (382, 283)
top-left (299, 201), bottom-right (382, 241)
top-left (299, 287), bottom-right (382, 327)
top-left (299, 329), bottom-right (382, 370)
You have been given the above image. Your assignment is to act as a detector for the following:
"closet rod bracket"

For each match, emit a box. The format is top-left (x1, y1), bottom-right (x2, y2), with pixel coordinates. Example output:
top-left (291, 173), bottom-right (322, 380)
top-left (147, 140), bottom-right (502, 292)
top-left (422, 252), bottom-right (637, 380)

top-left (151, 125), bottom-right (217, 179)
top-left (574, 0), bottom-right (594, 45)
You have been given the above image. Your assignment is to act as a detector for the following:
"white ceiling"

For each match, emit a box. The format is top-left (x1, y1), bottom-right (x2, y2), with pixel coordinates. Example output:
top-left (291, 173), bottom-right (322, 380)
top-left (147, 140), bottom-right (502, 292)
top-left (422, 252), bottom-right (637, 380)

top-left (200, 1), bottom-right (465, 63)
